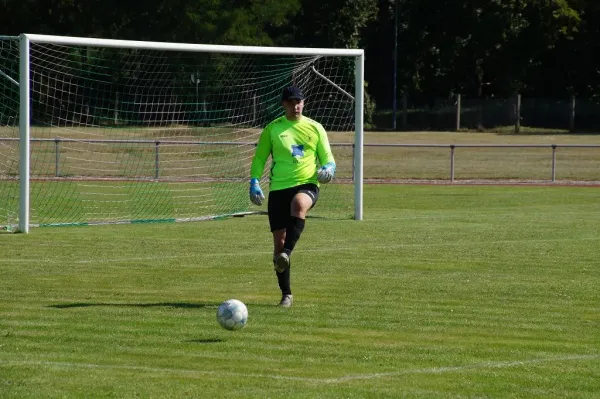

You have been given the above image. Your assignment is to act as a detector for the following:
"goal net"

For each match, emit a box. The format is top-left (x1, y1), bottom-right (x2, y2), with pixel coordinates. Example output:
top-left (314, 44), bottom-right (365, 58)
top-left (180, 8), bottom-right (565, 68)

top-left (0, 36), bottom-right (20, 231)
top-left (0, 34), bottom-right (364, 232)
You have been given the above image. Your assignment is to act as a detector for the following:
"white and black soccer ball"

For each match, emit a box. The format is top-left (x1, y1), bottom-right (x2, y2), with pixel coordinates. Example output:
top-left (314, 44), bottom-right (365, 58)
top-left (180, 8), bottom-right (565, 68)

top-left (216, 299), bottom-right (248, 331)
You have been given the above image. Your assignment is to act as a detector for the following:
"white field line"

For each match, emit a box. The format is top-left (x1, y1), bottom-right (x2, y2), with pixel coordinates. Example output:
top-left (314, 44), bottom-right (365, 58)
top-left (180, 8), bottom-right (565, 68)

top-left (0, 236), bottom-right (598, 265)
top-left (1, 354), bottom-right (598, 384)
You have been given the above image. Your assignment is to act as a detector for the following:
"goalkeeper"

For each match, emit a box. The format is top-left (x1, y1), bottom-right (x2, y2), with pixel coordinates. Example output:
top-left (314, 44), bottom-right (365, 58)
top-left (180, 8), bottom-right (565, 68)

top-left (249, 86), bottom-right (336, 308)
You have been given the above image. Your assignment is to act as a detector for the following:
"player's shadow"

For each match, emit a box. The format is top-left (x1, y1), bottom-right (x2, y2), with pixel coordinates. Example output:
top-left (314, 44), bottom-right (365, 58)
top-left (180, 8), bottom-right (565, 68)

top-left (47, 302), bottom-right (218, 309)
top-left (47, 302), bottom-right (228, 344)
top-left (186, 338), bottom-right (224, 344)
top-left (48, 301), bottom-right (273, 309)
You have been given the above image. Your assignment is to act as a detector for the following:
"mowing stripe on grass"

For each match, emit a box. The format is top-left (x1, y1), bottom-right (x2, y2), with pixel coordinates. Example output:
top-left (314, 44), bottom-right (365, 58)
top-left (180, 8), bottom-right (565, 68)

top-left (0, 236), bottom-right (597, 265)
top-left (2, 354), bottom-right (598, 384)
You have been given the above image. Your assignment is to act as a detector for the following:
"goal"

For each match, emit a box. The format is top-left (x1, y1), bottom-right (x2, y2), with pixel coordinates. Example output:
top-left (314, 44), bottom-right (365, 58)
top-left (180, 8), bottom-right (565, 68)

top-left (0, 34), bottom-right (364, 233)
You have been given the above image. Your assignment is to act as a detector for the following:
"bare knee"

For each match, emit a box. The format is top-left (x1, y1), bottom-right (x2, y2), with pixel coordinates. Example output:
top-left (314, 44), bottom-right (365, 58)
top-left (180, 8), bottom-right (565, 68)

top-left (291, 193), bottom-right (313, 219)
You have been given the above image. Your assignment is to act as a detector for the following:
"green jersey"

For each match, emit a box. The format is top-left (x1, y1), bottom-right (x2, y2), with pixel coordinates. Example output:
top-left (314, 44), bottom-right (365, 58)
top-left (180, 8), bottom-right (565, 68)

top-left (250, 115), bottom-right (335, 191)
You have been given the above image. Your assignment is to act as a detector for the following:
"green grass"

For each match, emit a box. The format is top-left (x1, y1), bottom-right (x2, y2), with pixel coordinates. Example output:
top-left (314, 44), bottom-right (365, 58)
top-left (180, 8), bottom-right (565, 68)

top-left (1, 185), bottom-right (599, 398)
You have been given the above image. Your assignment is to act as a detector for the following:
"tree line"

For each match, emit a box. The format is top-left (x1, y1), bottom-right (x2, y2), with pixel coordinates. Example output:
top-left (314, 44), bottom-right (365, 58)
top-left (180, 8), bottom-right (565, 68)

top-left (2, 0), bottom-right (598, 113)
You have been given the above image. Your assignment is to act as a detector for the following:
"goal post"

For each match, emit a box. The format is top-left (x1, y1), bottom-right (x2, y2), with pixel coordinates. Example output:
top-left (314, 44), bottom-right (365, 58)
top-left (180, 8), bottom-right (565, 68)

top-left (19, 35), bottom-right (30, 233)
top-left (1, 33), bottom-right (364, 233)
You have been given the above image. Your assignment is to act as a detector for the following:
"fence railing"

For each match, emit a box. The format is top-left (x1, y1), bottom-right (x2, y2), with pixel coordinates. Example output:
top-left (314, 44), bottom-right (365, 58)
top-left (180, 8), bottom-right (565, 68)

top-left (355, 143), bottom-right (600, 182)
top-left (2, 138), bottom-right (600, 182)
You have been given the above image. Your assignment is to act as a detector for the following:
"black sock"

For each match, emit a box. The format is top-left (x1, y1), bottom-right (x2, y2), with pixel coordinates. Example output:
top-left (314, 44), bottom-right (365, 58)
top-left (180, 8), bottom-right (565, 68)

top-left (283, 217), bottom-right (305, 255)
top-left (275, 261), bottom-right (292, 295)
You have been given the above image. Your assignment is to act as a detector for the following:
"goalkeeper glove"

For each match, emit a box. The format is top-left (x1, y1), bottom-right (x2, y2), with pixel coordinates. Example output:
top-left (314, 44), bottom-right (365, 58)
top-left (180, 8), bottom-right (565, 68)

top-left (317, 162), bottom-right (336, 183)
top-left (249, 178), bottom-right (265, 206)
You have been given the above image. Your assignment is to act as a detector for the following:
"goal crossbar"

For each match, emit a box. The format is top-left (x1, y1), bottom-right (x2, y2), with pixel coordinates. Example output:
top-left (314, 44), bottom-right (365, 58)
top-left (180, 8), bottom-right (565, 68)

top-left (23, 34), bottom-right (364, 57)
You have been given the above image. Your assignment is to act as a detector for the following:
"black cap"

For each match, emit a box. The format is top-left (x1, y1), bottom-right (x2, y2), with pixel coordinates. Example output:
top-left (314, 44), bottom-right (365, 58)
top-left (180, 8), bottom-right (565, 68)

top-left (281, 86), bottom-right (304, 101)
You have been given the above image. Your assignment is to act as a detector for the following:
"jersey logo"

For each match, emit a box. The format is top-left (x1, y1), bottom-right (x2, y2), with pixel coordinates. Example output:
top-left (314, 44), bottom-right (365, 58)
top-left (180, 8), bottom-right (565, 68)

top-left (291, 144), bottom-right (304, 164)
top-left (291, 144), bottom-right (304, 157)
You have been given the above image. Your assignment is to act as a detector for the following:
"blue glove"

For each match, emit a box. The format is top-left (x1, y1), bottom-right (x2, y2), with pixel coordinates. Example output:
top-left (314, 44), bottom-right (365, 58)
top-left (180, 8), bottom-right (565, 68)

top-left (317, 162), bottom-right (336, 183)
top-left (249, 178), bottom-right (265, 206)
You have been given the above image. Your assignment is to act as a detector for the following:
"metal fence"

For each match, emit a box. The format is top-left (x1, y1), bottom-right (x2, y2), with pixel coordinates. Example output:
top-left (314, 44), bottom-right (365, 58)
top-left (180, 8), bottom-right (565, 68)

top-left (1, 138), bottom-right (599, 183)
top-left (356, 143), bottom-right (600, 182)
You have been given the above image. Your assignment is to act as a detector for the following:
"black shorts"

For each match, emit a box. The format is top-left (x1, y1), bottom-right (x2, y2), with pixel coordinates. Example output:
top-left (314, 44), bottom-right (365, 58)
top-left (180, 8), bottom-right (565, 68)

top-left (268, 183), bottom-right (319, 231)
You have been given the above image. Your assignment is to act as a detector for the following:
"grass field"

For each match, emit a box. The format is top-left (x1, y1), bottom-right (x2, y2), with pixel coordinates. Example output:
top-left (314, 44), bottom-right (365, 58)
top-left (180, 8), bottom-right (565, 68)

top-left (1, 184), bottom-right (599, 398)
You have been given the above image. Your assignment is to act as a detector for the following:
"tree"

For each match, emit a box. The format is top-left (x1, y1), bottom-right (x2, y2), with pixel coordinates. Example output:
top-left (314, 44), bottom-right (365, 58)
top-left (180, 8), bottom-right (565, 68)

top-left (0, 0), bottom-right (301, 46)
top-left (399, 0), bottom-right (580, 98)
top-left (283, 0), bottom-right (378, 48)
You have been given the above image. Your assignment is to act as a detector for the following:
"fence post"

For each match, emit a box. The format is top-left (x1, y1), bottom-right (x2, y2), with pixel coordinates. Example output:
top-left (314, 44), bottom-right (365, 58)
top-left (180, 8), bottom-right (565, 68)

top-left (455, 94), bottom-right (461, 131)
top-left (155, 141), bottom-right (160, 179)
top-left (569, 95), bottom-right (575, 131)
top-left (253, 93), bottom-right (257, 125)
top-left (54, 138), bottom-right (60, 177)
top-left (402, 93), bottom-right (407, 129)
top-left (114, 92), bottom-right (119, 125)
top-left (551, 144), bottom-right (557, 182)
top-left (450, 145), bottom-right (455, 182)
top-left (514, 94), bottom-right (521, 133)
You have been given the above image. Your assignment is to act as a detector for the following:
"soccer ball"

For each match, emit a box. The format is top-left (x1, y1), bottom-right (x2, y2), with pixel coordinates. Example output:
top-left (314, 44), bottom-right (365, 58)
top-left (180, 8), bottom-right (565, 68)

top-left (216, 299), bottom-right (248, 331)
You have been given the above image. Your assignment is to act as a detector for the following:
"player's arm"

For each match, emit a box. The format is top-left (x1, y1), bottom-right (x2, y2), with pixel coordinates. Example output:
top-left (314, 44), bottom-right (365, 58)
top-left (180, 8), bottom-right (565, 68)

top-left (250, 127), bottom-right (272, 179)
top-left (315, 124), bottom-right (336, 183)
top-left (249, 127), bottom-right (272, 205)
